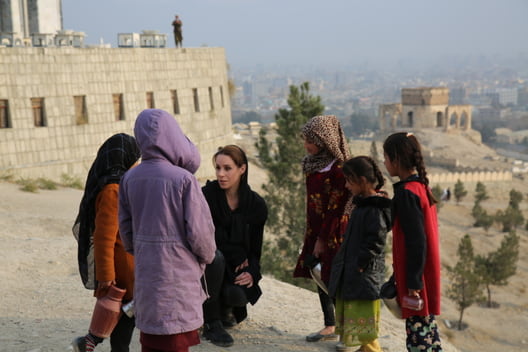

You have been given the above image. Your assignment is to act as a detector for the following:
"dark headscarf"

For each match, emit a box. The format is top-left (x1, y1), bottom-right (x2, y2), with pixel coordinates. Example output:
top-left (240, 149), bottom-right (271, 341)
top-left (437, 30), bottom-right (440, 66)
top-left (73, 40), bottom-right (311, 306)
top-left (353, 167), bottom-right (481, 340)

top-left (74, 133), bottom-right (140, 288)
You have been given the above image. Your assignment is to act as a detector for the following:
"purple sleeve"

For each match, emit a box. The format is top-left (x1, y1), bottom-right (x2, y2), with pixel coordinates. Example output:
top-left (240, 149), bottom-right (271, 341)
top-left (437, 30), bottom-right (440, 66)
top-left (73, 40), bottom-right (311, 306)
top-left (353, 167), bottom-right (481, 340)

top-left (118, 179), bottom-right (134, 254)
top-left (183, 178), bottom-right (216, 265)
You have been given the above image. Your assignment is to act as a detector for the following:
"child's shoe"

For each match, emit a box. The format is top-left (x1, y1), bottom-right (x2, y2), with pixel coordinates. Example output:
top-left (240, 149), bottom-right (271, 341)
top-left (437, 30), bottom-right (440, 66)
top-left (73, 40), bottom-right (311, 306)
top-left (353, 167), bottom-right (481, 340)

top-left (71, 336), bottom-right (86, 352)
top-left (336, 341), bottom-right (355, 352)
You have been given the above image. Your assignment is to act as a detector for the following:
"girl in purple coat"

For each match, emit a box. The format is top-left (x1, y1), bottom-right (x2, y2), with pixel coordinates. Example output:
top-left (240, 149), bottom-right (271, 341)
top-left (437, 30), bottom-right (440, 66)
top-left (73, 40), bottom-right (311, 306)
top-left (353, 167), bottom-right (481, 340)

top-left (119, 109), bottom-right (216, 352)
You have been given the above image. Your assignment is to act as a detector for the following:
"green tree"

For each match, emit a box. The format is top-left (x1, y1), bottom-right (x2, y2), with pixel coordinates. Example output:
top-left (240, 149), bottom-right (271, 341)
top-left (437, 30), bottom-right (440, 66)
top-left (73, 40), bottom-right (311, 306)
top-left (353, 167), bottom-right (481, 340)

top-left (343, 112), bottom-right (376, 137)
top-left (431, 184), bottom-right (444, 212)
top-left (256, 82), bottom-right (324, 286)
top-left (475, 232), bottom-right (520, 307)
top-left (453, 179), bottom-right (468, 204)
top-left (471, 203), bottom-right (493, 231)
top-left (495, 189), bottom-right (525, 232)
top-left (474, 182), bottom-right (489, 204)
top-left (446, 234), bottom-right (482, 330)
top-left (508, 189), bottom-right (523, 209)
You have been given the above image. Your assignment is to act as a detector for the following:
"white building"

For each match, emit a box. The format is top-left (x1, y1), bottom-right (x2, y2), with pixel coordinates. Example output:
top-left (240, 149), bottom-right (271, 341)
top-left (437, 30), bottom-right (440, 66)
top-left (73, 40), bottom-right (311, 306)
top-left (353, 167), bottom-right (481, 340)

top-left (0, 0), bottom-right (69, 47)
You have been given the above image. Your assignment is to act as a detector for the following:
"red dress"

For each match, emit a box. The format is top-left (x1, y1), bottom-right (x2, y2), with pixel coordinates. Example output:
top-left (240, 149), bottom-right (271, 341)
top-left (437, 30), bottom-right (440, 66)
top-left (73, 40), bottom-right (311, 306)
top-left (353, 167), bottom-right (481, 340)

top-left (391, 177), bottom-right (441, 319)
top-left (293, 161), bottom-right (351, 284)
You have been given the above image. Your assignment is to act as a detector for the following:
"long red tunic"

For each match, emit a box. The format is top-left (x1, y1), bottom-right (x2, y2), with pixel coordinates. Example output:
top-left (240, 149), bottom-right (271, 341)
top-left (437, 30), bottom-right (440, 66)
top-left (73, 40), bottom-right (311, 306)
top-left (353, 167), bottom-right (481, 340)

top-left (293, 161), bottom-right (351, 283)
top-left (391, 176), bottom-right (441, 318)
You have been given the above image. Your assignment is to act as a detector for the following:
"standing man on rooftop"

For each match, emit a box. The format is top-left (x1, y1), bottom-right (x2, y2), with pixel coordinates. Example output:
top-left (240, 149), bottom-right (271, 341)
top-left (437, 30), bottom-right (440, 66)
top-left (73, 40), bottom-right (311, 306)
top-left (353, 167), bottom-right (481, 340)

top-left (172, 15), bottom-right (183, 48)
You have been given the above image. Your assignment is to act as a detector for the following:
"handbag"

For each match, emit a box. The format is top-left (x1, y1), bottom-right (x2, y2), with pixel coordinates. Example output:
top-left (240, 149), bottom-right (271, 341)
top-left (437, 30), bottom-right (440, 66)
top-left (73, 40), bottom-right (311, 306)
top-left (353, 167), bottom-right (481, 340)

top-left (380, 275), bottom-right (402, 319)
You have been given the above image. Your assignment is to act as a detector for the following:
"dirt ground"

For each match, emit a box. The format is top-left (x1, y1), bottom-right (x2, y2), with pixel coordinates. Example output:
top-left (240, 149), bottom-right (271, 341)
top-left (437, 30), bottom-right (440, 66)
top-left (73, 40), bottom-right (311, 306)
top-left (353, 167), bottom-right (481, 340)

top-left (1, 130), bottom-right (527, 352)
top-left (0, 181), bottom-right (458, 352)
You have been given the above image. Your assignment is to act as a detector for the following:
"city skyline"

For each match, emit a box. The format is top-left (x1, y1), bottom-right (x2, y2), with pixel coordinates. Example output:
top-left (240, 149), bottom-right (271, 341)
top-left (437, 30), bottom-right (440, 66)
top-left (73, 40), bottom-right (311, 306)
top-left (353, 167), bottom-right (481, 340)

top-left (62, 0), bottom-right (528, 69)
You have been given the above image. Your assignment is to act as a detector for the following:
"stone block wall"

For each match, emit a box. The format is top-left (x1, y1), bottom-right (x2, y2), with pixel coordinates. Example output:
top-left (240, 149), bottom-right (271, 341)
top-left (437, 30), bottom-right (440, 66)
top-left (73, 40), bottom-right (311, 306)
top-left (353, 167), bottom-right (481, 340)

top-left (429, 171), bottom-right (512, 184)
top-left (0, 47), bottom-right (233, 182)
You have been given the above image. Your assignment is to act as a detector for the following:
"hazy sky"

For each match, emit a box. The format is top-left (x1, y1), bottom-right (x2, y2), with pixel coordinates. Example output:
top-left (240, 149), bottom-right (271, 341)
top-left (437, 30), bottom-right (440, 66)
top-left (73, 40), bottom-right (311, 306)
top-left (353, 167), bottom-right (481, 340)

top-left (62, 0), bottom-right (528, 68)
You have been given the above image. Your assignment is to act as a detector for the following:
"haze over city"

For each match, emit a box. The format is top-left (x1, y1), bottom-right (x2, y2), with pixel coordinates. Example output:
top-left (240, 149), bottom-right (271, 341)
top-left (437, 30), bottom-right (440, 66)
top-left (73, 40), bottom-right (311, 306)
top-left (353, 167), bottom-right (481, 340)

top-left (63, 0), bottom-right (528, 68)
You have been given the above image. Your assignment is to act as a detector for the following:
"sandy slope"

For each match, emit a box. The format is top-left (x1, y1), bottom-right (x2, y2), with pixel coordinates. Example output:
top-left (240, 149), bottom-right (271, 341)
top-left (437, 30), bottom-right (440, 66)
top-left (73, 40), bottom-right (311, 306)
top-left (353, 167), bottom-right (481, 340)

top-left (1, 130), bottom-right (527, 352)
top-left (0, 180), bottom-right (460, 352)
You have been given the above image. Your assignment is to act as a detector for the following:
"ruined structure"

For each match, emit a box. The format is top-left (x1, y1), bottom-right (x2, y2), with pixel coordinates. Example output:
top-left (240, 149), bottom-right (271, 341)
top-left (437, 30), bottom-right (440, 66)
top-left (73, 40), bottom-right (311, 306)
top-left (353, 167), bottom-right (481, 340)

top-left (379, 87), bottom-right (472, 133)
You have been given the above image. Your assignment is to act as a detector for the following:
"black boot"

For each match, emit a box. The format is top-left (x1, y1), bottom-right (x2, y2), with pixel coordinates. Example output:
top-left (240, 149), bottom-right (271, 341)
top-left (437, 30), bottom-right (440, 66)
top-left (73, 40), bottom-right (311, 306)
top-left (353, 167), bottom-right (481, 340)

top-left (221, 306), bottom-right (237, 329)
top-left (203, 320), bottom-right (234, 347)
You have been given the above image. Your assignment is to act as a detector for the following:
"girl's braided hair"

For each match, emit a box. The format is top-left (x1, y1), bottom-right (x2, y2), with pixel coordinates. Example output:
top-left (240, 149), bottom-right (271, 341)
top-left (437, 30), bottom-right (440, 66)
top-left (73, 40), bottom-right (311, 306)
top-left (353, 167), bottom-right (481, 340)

top-left (343, 155), bottom-right (385, 191)
top-left (383, 132), bottom-right (437, 205)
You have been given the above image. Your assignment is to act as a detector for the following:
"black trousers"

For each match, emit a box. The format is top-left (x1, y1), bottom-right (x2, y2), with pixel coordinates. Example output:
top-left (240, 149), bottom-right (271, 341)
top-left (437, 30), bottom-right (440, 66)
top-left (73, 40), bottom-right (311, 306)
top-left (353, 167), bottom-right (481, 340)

top-left (317, 285), bottom-right (336, 327)
top-left (109, 309), bottom-right (136, 352)
top-left (203, 250), bottom-right (248, 323)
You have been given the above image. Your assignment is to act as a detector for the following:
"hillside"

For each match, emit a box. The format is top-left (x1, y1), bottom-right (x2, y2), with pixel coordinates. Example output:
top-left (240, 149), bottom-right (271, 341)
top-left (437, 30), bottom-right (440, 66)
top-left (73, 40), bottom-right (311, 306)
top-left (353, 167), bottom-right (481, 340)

top-left (249, 129), bottom-right (528, 352)
top-left (0, 130), bottom-right (526, 352)
top-left (345, 131), bottom-right (528, 352)
top-left (0, 181), bottom-right (459, 352)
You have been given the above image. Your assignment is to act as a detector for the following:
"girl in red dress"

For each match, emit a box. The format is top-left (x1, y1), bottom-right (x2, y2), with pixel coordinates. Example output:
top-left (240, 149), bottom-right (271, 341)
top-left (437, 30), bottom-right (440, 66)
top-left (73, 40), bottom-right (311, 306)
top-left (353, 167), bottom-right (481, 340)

top-left (293, 115), bottom-right (352, 342)
top-left (383, 132), bottom-right (443, 352)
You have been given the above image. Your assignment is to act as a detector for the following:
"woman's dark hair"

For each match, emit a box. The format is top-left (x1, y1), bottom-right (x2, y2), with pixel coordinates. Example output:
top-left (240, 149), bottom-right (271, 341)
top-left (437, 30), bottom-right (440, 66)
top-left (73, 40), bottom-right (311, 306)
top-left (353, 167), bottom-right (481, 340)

top-left (213, 144), bottom-right (249, 186)
top-left (342, 156), bottom-right (384, 191)
top-left (383, 132), bottom-right (437, 205)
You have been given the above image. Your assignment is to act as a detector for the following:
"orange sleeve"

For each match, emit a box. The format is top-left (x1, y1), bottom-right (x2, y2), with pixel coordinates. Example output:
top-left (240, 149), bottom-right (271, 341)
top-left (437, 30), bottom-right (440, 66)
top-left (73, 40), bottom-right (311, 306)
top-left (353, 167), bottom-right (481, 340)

top-left (93, 184), bottom-right (119, 283)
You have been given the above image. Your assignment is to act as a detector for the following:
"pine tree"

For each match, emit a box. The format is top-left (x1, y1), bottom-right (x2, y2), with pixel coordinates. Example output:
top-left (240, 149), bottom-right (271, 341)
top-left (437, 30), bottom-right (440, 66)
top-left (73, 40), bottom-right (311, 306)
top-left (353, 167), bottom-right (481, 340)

top-left (474, 181), bottom-right (489, 204)
top-left (495, 189), bottom-right (525, 232)
top-left (431, 184), bottom-right (443, 212)
top-left (256, 82), bottom-right (324, 285)
top-left (471, 182), bottom-right (494, 230)
top-left (446, 234), bottom-right (482, 330)
top-left (475, 231), bottom-right (520, 307)
top-left (453, 179), bottom-right (468, 204)
top-left (508, 189), bottom-right (523, 208)
top-left (471, 203), bottom-right (494, 231)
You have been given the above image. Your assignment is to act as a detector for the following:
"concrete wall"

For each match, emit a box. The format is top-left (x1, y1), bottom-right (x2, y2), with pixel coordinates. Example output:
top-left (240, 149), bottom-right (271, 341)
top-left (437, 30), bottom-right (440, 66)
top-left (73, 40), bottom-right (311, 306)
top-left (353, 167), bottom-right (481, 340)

top-left (0, 47), bottom-right (233, 182)
top-left (429, 171), bottom-right (512, 184)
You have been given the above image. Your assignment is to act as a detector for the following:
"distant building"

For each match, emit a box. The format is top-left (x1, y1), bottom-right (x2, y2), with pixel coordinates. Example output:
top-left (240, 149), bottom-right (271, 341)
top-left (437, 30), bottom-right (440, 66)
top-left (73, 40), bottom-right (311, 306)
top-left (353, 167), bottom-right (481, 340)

top-left (494, 128), bottom-right (528, 144)
top-left (379, 87), bottom-right (472, 133)
top-left (449, 87), bottom-right (467, 105)
top-left (518, 86), bottom-right (528, 106)
top-left (485, 88), bottom-right (518, 106)
top-left (0, 0), bottom-right (86, 47)
top-left (118, 31), bottom-right (167, 48)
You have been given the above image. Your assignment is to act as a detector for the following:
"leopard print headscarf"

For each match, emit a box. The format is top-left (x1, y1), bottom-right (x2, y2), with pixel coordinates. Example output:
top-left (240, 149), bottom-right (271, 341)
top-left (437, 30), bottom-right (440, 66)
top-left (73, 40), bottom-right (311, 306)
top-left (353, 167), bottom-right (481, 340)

top-left (301, 115), bottom-right (351, 174)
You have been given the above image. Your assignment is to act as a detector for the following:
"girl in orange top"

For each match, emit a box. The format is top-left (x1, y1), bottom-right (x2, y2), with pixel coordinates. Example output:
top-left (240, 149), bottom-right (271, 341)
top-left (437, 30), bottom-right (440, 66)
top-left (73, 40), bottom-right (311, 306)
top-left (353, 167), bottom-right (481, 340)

top-left (73, 133), bottom-right (140, 352)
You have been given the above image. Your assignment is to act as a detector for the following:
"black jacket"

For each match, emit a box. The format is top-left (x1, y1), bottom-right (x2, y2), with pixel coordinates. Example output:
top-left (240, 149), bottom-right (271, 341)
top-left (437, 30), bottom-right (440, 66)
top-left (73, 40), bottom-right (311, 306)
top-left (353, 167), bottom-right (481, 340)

top-left (202, 180), bottom-right (267, 314)
top-left (328, 195), bottom-right (391, 300)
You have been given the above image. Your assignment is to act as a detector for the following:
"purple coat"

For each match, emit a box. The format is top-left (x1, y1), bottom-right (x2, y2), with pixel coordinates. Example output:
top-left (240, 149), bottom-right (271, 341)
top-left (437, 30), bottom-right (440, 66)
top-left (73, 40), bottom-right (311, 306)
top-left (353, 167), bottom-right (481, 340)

top-left (119, 109), bottom-right (216, 335)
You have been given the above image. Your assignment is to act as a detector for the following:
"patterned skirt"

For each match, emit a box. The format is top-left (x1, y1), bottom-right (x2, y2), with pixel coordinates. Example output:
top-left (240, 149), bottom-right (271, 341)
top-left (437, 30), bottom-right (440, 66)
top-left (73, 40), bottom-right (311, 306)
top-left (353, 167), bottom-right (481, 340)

top-left (335, 298), bottom-right (381, 347)
top-left (405, 315), bottom-right (443, 352)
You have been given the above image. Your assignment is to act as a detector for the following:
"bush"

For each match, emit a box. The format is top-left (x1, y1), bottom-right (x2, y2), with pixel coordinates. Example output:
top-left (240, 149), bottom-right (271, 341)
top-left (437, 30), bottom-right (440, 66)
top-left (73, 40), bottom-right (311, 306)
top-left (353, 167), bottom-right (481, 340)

top-left (17, 178), bottom-right (39, 193)
top-left (61, 174), bottom-right (84, 189)
top-left (37, 178), bottom-right (58, 190)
